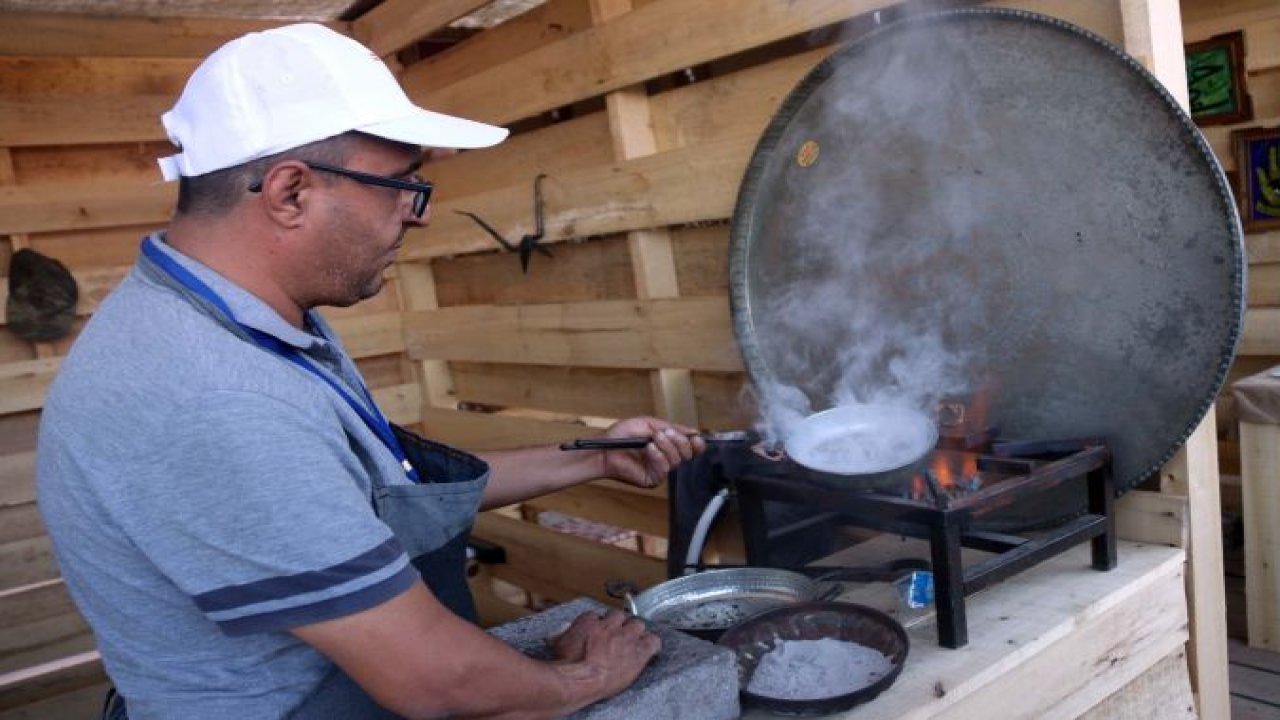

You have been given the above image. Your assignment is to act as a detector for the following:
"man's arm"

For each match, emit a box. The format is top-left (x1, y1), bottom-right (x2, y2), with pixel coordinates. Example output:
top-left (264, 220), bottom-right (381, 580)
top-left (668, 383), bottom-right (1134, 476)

top-left (475, 416), bottom-right (704, 510)
top-left (292, 582), bottom-right (658, 720)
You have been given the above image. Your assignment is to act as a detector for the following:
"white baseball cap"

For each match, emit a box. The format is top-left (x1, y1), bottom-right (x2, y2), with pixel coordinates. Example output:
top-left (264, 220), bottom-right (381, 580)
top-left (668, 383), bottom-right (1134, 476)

top-left (157, 23), bottom-right (508, 180)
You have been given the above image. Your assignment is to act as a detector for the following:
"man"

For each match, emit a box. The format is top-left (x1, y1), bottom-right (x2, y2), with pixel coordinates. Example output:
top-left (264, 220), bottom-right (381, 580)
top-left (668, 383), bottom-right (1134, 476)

top-left (37, 23), bottom-right (705, 719)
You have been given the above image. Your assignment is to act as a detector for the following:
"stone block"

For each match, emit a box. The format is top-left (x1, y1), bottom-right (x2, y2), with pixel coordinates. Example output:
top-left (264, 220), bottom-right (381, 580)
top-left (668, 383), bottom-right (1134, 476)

top-left (488, 597), bottom-right (740, 720)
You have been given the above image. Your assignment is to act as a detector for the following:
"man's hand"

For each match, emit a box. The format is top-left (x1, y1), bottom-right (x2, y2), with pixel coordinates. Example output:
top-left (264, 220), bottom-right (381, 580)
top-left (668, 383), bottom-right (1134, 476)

top-left (551, 610), bottom-right (661, 698)
top-left (597, 416), bottom-right (707, 488)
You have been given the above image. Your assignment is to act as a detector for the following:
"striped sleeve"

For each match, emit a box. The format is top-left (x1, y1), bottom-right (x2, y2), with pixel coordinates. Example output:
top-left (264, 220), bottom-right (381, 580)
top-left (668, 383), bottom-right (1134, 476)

top-left (194, 538), bottom-right (417, 635)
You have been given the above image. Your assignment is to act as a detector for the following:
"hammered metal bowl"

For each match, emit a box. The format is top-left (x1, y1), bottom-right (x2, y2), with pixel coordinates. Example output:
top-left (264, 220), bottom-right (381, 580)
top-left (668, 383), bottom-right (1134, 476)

top-left (718, 601), bottom-right (909, 716)
top-left (629, 568), bottom-right (821, 641)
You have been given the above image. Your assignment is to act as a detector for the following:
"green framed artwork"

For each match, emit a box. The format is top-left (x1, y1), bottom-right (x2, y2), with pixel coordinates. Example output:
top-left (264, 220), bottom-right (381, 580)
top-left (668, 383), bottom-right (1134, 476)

top-left (1185, 31), bottom-right (1252, 126)
top-left (1232, 126), bottom-right (1280, 232)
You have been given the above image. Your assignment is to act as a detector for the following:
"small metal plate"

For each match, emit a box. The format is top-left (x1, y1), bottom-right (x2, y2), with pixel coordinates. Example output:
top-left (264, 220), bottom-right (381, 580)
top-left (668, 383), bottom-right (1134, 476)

top-left (729, 9), bottom-right (1244, 527)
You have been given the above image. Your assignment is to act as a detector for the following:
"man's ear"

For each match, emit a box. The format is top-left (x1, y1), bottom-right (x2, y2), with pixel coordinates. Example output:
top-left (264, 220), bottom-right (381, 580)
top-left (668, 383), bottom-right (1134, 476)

top-left (256, 161), bottom-right (312, 229)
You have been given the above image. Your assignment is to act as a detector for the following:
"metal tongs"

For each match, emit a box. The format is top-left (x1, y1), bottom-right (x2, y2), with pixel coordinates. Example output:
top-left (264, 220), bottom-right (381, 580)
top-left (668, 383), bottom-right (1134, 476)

top-left (558, 430), bottom-right (751, 451)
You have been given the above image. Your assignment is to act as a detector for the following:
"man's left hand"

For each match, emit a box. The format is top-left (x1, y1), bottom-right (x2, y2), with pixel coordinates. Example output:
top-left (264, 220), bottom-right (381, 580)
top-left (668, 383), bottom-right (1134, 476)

top-left (598, 417), bottom-right (706, 489)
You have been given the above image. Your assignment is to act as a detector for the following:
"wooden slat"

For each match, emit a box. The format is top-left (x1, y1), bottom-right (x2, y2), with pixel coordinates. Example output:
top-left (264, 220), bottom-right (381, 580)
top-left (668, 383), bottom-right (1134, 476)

top-left (1248, 231), bottom-right (1280, 265)
top-left (430, 234), bottom-right (636, 307)
top-left (11, 143), bottom-right (173, 186)
top-left (0, 96), bottom-right (170, 147)
top-left (0, 56), bottom-right (195, 96)
top-left (0, 15), bottom-right (344, 58)
top-left (0, 615), bottom-right (94, 677)
top-left (690, 370), bottom-right (753, 431)
top-left (1239, 421), bottom-right (1280, 651)
top-left (352, 0), bottom-right (491, 58)
top-left (523, 482), bottom-right (669, 538)
top-left (471, 511), bottom-right (665, 605)
top-left (451, 362), bottom-right (654, 418)
top-left (0, 679), bottom-right (108, 720)
top-left (327, 311), bottom-right (405, 359)
top-left (0, 504), bottom-right (43, 548)
top-left (370, 382), bottom-right (422, 427)
top-left (27, 226), bottom-right (149, 271)
top-left (407, 0), bottom-right (903, 127)
top-left (0, 453), bottom-right (35, 508)
top-left (0, 651), bottom-right (103, 713)
top-left (1249, 263), bottom-right (1280, 307)
top-left (0, 580), bottom-right (75, 632)
top-left (468, 564), bottom-right (531, 629)
top-left (400, 0), bottom-right (596, 94)
top-left (670, 224), bottom-right (729, 297)
top-left (402, 133), bottom-right (750, 260)
top-left (649, 46), bottom-right (830, 153)
top-left (0, 183), bottom-right (173, 236)
top-left (0, 536), bottom-right (57, 592)
top-left (419, 406), bottom-right (592, 451)
top-left (428, 113), bottom-right (615, 201)
top-left (1115, 489), bottom-right (1189, 548)
top-left (1162, 414), bottom-right (1231, 720)
top-left (404, 297), bottom-right (742, 372)
top-left (0, 359), bottom-right (58, 416)
top-left (1243, 308), bottom-right (1280, 355)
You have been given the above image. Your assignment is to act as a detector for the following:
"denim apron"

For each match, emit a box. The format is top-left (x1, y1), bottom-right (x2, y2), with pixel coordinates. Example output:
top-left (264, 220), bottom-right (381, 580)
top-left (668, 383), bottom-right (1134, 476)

top-left (135, 238), bottom-right (490, 719)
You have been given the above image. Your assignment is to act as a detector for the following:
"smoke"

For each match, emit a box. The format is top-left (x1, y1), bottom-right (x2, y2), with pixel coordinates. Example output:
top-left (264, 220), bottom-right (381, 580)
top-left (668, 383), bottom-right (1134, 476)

top-left (747, 12), bottom-right (1001, 446)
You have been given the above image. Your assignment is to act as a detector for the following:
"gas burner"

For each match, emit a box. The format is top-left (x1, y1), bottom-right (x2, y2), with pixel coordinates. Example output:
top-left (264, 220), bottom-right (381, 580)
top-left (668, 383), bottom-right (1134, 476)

top-left (670, 436), bottom-right (1117, 648)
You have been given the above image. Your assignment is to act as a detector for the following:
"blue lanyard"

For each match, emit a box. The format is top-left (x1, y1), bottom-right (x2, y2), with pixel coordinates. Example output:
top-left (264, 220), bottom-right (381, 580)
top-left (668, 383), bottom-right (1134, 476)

top-left (140, 237), bottom-right (421, 482)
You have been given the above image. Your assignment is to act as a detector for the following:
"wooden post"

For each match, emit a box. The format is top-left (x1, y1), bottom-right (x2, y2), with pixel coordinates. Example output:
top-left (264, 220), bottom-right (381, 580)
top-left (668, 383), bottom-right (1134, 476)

top-left (1115, 1), bottom-right (1231, 716)
top-left (588, 0), bottom-right (700, 430)
top-left (1239, 420), bottom-right (1280, 651)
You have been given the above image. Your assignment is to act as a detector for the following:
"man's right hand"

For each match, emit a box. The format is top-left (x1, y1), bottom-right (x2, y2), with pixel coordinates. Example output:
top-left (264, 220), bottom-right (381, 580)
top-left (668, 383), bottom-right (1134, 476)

top-left (551, 609), bottom-right (661, 697)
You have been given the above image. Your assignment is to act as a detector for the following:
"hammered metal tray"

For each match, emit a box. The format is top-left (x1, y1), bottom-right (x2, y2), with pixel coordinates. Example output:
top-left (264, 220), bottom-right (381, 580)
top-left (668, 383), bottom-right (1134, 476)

top-left (728, 9), bottom-right (1245, 528)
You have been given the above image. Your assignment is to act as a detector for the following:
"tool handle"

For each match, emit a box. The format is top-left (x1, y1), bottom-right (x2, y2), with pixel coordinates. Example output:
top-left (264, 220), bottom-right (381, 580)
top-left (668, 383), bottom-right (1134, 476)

top-left (559, 436), bottom-right (655, 450)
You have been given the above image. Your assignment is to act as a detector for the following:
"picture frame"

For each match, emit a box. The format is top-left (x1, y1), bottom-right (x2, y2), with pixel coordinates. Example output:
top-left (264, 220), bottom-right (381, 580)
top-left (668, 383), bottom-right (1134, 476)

top-left (1185, 31), bottom-right (1253, 126)
top-left (1232, 126), bottom-right (1280, 233)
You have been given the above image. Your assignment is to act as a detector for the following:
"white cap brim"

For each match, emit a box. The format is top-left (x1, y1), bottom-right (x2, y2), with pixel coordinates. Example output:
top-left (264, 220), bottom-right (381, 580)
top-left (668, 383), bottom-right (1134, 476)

top-left (358, 107), bottom-right (509, 150)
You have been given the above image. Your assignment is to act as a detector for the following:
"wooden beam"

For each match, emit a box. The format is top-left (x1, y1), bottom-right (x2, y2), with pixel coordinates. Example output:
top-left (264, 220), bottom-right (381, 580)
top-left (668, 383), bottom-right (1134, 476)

top-left (523, 483), bottom-right (669, 538)
top-left (326, 311), bottom-right (405, 359)
top-left (451, 362), bottom-right (655, 419)
top-left (1242, 307), bottom-right (1280, 355)
top-left (418, 406), bottom-right (592, 451)
top-left (1238, 421), bottom-right (1280, 651)
top-left (405, 0), bottom-right (902, 127)
top-left (0, 359), bottom-right (58, 416)
top-left (0, 96), bottom-right (170, 147)
top-left (0, 503), bottom-right (44, 548)
top-left (352, 0), bottom-right (491, 58)
top-left (404, 297), bottom-right (742, 372)
top-left (0, 15), bottom-right (347, 58)
top-left (0, 651), bottom-right (103, 712)
top-left (0, 182), bottom-right (173, 236)
top-left (0, 57), bottom-right (196, 96)
top-left (1161, 414), bottom-right (1231, 720)
top-left (0, 452), bottom-right (36, 508)
top-left (399, 0), bottom-right (597, 94)
top-left (471, 511), bottom-right (665, 606)
top-left (401, 133), bottom-right (751, 260)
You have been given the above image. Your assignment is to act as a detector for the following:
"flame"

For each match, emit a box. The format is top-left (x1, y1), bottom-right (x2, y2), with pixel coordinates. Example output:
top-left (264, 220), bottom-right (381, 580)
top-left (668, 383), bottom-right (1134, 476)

top-left (929, 453), bottom-right (978, 489)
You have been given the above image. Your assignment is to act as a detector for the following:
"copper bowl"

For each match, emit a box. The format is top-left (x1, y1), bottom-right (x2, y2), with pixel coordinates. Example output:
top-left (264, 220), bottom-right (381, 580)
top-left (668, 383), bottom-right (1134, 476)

top-left (717, 601), bottom-right (909, 716)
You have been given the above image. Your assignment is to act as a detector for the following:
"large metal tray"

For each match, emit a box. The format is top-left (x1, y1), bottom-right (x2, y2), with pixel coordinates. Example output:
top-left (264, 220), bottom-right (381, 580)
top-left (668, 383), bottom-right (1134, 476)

top-left (728, 8), bottom-right (1245, 528)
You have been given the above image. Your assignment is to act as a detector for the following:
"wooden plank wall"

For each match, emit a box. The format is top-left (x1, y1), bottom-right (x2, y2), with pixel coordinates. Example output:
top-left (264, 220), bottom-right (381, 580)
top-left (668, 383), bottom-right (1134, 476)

top-left (0, 0), bottom-right (1238, 714)
top-left (1179, 0), bottom-right (1280, 490)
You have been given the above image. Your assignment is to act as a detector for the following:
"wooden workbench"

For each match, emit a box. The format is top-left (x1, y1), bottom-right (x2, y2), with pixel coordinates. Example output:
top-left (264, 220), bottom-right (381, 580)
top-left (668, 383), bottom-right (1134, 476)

top-left (743, 537), bottom-right (1194, 720)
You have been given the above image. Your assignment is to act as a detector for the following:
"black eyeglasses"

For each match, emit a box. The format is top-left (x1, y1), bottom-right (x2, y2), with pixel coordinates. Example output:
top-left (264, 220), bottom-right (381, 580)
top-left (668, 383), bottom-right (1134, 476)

top-left (249, 162), bottom-right (434, 218)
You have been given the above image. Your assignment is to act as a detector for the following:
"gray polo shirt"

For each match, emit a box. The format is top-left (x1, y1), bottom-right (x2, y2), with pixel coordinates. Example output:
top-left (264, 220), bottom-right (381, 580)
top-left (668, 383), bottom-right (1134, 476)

top-left (36, 233), bottom-right (419, 719)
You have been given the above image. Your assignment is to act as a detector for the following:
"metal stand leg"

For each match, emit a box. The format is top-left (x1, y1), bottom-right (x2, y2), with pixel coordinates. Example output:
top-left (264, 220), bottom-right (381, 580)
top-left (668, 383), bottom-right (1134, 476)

top-left (932, 518), bottom-right (967, 648)
top-left (1088, 463), bottom-right (1117, 571)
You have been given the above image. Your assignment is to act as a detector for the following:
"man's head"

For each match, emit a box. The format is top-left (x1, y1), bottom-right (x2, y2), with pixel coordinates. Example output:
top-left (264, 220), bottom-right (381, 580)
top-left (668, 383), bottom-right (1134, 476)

top-left (158, 23), bottom-right (506, 183)
top-left (159, 24), bottom-right (508, 316)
